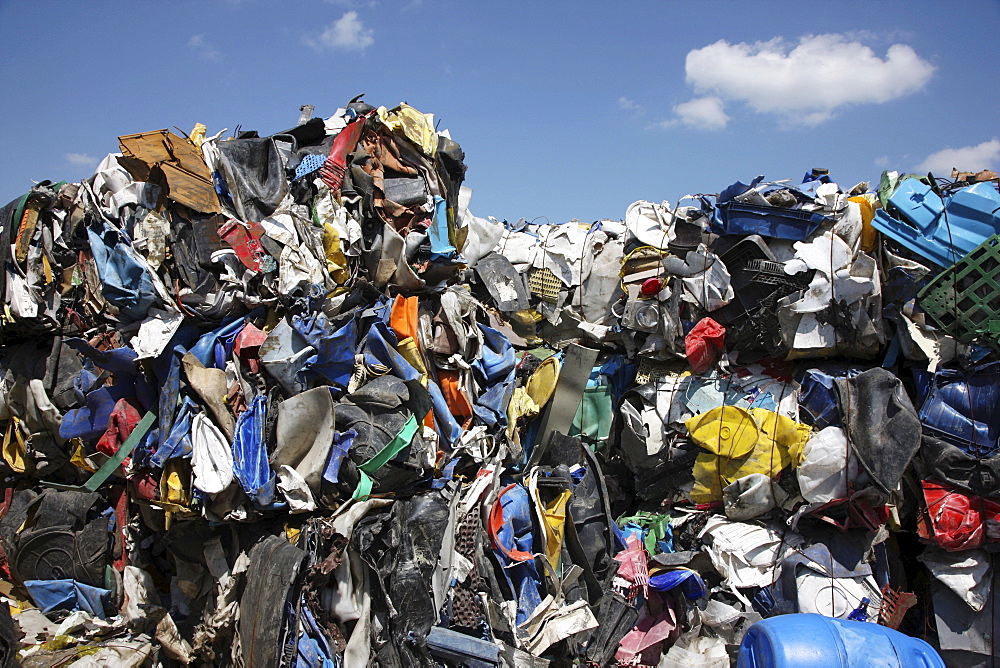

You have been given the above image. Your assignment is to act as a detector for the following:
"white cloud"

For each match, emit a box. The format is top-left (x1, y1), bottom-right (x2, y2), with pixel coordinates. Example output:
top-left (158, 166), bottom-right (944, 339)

top-left (874, 155), bottom-right (890, 168)
top-left (187, 33), bottom-right (221, 61)
top-left (917, 139), bottom-right (1000, 175)
top-left (65, 153), bottom-right (97, 167)
top-left (685, 33), bottom-right (935, 126)
top-left (305, 11), bottom-right (374, 52)
top-left (672, 96), bottom-right (729, 130)
top-left (618, 97), bottom-right (645, 115)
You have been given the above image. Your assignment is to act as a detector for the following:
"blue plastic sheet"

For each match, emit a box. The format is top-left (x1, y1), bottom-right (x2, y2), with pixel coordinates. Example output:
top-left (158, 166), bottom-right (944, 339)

top-left (322, 429), bottom-right (355, 485)
top-left (60, 383), bottom-right (135, 441)
top-left (231, 394), bottom-right (275, 505)
top-left (151, 397), bottom-right (197, 466)
top-left (86, 221), bottom-right (155, 321)
top-left (292, 311), bottom-right (357, 389)
top-left (472, 324), bottom-right (516, 429)
top-left (24, 579), bottom-right (110, 619)
top-left (647, 568), bottom-right (706, 599)
top-left (492, 483), bottom-right (543, 626)
top-left (428, 195), bottom-right (458, 260)
top-left (189, 310), bottom-right (264, 368)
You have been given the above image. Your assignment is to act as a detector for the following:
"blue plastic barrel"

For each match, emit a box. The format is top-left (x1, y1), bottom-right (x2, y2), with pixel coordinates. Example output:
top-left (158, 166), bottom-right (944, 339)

top-left (736, 614), bottom-right (944, 668)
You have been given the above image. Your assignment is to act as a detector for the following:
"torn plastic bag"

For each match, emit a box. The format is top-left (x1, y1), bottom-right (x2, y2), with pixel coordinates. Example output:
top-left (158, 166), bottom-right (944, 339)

top-left (583, 592), bottom-right (639, 665)
top-left (151, 397), bottom-right (198, 467)
top-left (260, 317), bottom-right (316, 395)
top-left (216, 136), bottom-right (289, 223)
top-left (190, 411), bottom-right (234, 494)
top-left (723, 473), bottom-right (788, 521)
top-left (919, 547), bottom-right (991, 612)
top-left (624, 200), bottom-right (676, 248)
top-left (94, 397), bottom-right (142, 464)
top-left (836, 367), bottom-right (921, 494)
top-left (661, 634), bottom-right (728, 668)
top-left (929, 565), bottom-right (1000, 664)
top-left (685, 318), bottom-right (725, 374)
top-left (796, 427), bottom-right (857, 504)
top-left (472, 323), bottom-right (517, 429)
top-left (131, 309), bottom-right (184, 360)
top-left (647, 568), bottom-right (706, 599)
top-left (613, 593), bottom-right (680, 666)
top-left (700, 516), bottom-right (798, 591)
top-left (920, 431), bottom-right (1000, 497)
top-left (456, 187), bottom-right (503, 267)
top-left (59, 374), bottom-right (142, 442)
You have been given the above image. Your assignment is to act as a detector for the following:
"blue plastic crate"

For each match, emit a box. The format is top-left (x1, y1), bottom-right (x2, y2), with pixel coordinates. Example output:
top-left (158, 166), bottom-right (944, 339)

top-left (716, 201), bottom-right (828, 240)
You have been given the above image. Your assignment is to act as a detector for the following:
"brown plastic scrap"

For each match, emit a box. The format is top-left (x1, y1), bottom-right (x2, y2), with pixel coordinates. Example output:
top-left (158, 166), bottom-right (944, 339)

top-left (118, 129), bottom-right (221, 214)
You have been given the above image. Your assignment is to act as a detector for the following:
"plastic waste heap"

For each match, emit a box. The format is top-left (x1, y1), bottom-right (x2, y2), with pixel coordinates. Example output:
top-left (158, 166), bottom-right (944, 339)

top-left (1, 99), bottom-right (996, 667)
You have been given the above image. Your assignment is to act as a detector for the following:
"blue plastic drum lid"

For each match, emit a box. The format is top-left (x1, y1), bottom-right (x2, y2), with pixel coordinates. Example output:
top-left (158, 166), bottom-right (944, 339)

top-left (736, 614), bottom-right (945, 668)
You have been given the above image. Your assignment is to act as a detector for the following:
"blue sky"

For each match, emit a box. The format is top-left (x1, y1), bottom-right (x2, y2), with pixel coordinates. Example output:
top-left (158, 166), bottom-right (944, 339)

top-left (2, 0), bottom-right (998, 224)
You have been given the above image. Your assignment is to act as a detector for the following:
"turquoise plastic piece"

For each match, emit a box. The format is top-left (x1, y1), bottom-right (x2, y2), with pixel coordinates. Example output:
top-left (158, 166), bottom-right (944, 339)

top-left (736, 614), bottom-right (945, 668)
top-left (872, 179), bottom-right (1000, 268)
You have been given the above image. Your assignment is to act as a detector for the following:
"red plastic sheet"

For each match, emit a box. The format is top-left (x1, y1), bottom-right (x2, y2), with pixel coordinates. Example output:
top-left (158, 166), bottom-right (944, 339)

top-left (921, 480), bottom-right (1000, 551)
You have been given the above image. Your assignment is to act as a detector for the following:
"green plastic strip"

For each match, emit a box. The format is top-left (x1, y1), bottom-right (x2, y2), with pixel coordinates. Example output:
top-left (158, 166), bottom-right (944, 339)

top-left (350, 414), bottom-right (419, 499)
top-left (351, 471), bottom-right (374, 501)
top-left (359, 414), bottom-right (419, 474)
top-left (42, 411), bottom-right (156, 492)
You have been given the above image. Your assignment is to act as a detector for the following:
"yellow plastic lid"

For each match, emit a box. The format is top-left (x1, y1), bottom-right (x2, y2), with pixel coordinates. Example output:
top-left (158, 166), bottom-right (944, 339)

top-left (685, 405), bottom-right (759, 459)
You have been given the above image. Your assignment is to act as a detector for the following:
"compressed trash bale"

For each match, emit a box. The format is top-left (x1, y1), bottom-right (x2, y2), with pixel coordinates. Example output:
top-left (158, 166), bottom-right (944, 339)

top-left (1, 100), bottom-right (985, 667)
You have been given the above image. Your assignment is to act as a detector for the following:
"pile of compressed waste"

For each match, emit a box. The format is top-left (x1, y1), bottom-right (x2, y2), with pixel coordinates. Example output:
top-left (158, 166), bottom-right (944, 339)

top-left (1, 97), bottom-right (998, 667)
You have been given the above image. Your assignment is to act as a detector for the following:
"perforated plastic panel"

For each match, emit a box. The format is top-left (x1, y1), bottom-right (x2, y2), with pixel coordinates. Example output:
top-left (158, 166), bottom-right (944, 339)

top-left (918, 234), bottom-right (1000, 349)
top-left (527, 267), bottom-right (562, 303)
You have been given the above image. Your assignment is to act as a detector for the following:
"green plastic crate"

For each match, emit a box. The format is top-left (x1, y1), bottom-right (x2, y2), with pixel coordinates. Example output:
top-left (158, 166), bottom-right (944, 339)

top-left (918, 234), bottom-right (1000, 349)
